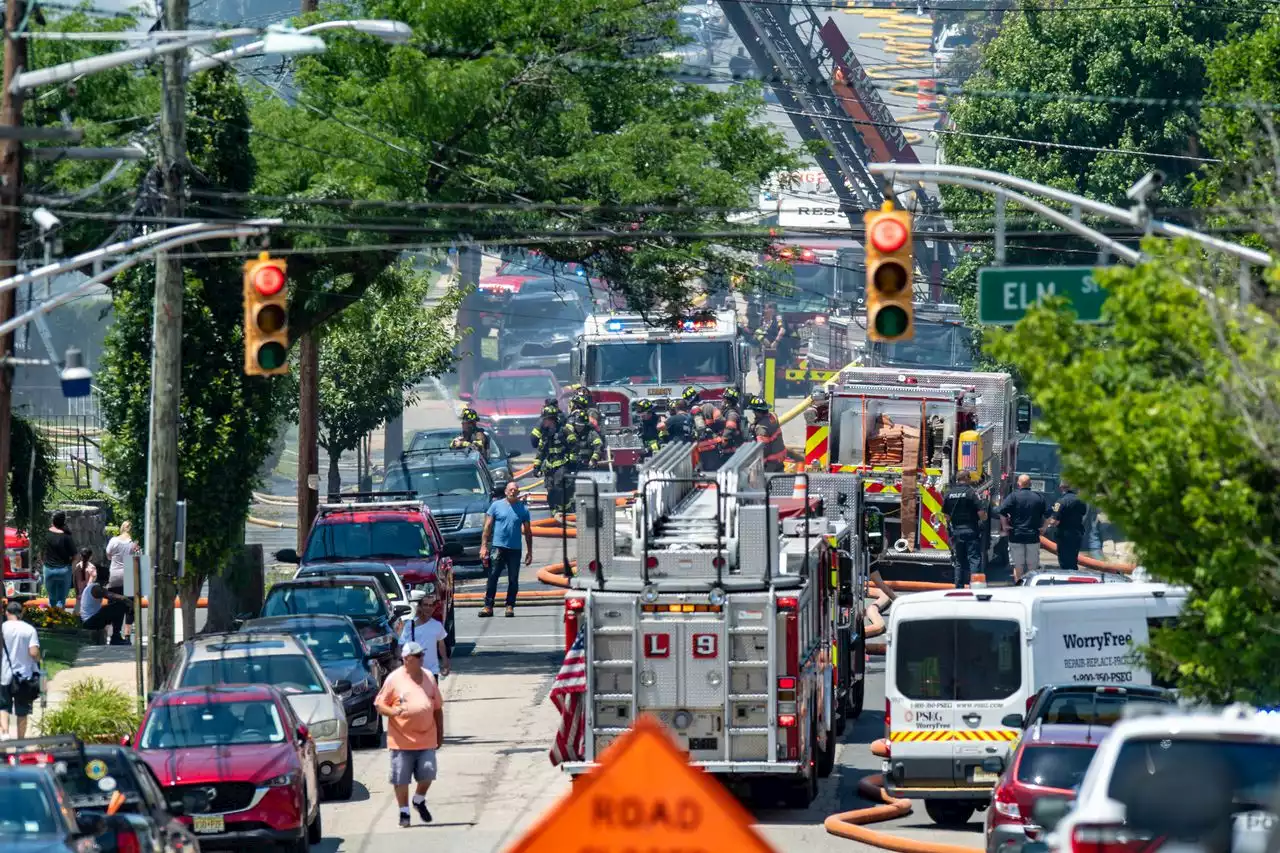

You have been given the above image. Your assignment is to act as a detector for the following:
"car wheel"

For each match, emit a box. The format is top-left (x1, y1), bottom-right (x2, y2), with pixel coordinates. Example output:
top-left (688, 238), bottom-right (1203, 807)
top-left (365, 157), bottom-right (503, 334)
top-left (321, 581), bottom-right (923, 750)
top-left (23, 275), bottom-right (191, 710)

top-left (324, 747), bottom-right (354, 800)
top-left (307, 796), bottom-right (323, 844)
top-left (783, 716), bottom-right (819, 808)
top-left (924, 799), bottom-right (975, 827)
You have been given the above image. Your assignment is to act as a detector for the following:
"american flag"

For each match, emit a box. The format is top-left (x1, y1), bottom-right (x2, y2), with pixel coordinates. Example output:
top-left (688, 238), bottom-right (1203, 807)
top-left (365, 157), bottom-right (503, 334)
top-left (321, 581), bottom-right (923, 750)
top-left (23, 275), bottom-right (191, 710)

top-left (549, 628), bottom-right (587, 766)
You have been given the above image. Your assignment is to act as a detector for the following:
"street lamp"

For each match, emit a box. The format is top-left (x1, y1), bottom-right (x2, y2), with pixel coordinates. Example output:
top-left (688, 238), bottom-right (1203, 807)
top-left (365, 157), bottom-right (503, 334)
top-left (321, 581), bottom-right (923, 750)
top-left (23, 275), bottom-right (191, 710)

top-left (188, 20), bottom-right (412, 73)
top-left (59, 347), bottom-right (91, 398)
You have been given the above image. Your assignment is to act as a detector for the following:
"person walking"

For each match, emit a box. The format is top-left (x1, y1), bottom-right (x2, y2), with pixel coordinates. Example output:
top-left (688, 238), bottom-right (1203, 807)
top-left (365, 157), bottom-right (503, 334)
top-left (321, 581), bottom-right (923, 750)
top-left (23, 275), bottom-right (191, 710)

top-left (374, 641), bottom-right (443, 828)
top-left (998, 474), bottom-right (1048, 583)
top-left (1048, 482), bottom-right (1089, 573)
top-left (42, 511), bottom-right (76, 611)
top-left (399, 588), bottom-right (450, 678)
top-left (0, 601), bottom-right (42, 739)
top-left (941, 469), bottom-right (986, 589)
top-left (105, 521), bottom-right (138, 643)
top-left (78, 564), bottom-right (132, 645)
top-left (530, 403), bottom-right (576, 520)
top-left (478, 481), bottom-right (533, 618)
top-left (71, 548), bottom-right (95, 601)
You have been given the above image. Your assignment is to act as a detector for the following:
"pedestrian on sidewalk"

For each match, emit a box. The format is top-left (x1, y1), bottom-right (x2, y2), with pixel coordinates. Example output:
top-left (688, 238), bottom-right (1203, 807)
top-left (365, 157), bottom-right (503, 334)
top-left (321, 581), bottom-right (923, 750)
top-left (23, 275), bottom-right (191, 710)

top-left (105, 521), bottom-right (138, 642)
top-left (998, 474), bottom-right (1047, 583)
top-left (374, 640), bottom-right (443, 828)
top-left (42, 511), bottom-right (77, 611)
top-left (0, 601), bottom-right (42, 739)
top-left (79, 564), bottom-right (132, 645)
top-left (478, 480), bottom-right (533, 619)
top-left (71, 548), bottom-right (95, 601)
top-left (398, 588), bottom-right (450, 679)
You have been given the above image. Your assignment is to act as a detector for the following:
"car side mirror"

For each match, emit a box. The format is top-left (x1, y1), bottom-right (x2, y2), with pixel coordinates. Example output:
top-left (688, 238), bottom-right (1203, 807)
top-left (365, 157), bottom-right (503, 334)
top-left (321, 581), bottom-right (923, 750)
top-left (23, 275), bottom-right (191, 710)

top-left (982, 756), bottom-right (1004, 774)
top-left (296, 724), bottom-right (310, 742)
top-left (76, 812), bottom-right (106, 837)
top-left (1016, 396), bottom-right (1033, 434)
top-left (1032, 796), bottom-right (1074, 832)
top-left (1002, 713), bottom-right (1025, 729)
top-left (459, 391), bottom-right (472, 402)
top-left (145, 692), bottom-right (158, 706)
top-left (507, 449), bottom-right (520, 459)
top-left (393, 604), bottom-right (413, 618)
top-left (119, 733), bottom-right (132, 747)
top-left (333, 679), bottom-right (352, 695)
top-left (442, 542), bottom-right (464, 558)
top-left (275, 548), bottom-right (300, 564)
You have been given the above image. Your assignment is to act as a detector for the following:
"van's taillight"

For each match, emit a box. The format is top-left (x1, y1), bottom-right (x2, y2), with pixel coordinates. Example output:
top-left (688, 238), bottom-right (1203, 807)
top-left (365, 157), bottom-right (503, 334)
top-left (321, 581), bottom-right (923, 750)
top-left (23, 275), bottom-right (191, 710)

top-left (885, 698), bottom-right (891, 728)
top-left (1071, 824), bottom-right (1142, 853)
top-left (992, 784), bottom-right (1021, 820)
top-left (1026, 694), bottom-right (1037, 712)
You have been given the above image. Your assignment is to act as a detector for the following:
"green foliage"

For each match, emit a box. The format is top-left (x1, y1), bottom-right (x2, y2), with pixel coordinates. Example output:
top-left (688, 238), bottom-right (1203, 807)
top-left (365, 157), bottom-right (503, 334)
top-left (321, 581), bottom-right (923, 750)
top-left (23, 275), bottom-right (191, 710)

top-left (251, 0), bottom-right (798, 333)
top-left (22, 604), bottom-right (82, 632)
top-left (40, 678), bottom-right (141, 744)
top-left (10, 416), bottom-right (57, 546)
top-left (62, 488), bottom-right (125, 527)
top-left (989, 241), bottom-right (1280, 702)
top-left (311, 265), bottom-right (460, 490)
top-left (99, 67), bottom-right (285, 589)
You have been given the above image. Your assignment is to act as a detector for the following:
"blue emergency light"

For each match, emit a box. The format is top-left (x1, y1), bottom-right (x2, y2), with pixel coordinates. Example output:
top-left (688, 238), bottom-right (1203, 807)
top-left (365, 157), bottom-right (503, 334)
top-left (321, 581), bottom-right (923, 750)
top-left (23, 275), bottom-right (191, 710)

top-left (605, 319), bottom-right (624, 333)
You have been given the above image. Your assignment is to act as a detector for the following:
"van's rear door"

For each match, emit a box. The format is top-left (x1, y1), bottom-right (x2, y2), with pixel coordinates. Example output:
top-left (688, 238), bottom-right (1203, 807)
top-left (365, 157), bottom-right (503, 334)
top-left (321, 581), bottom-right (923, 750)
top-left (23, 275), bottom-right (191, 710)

top-left (888, 616), bottom-right (958, 791)
top-left (949, 605), bottom-right (1026, 789)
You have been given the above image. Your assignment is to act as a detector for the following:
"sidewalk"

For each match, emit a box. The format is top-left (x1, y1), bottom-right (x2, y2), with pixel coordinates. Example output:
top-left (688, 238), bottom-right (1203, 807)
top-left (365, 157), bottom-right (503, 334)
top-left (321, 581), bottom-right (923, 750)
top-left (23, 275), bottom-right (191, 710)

top-left (3, 642), bottom-right (145, 739)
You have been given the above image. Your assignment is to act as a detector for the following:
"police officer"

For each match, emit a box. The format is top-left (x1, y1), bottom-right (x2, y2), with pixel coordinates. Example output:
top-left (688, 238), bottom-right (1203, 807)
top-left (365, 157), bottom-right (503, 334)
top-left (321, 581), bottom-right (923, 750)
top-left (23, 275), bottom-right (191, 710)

top-left (531, 403), bottom-right (577, 519)
top-left (450, 407), bottom-right (490, 455)
top-left (662, 398), bottom-right (695, 444)
top-left (1048, 482), bottom-right (1089, 573)
top-left (632, 398), bottom-right (664, 455)
top-left (941, 469), bottom-right (987, 589)
top-left (748, 395), bottom-right (786, 472)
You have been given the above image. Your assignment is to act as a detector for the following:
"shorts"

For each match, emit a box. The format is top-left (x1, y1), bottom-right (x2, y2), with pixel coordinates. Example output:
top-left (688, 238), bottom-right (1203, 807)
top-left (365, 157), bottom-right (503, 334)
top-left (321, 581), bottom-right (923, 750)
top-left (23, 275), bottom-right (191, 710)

top-left (0, 681), bottom-right (35, 717)
top-left (1009, 541), bottom-right (1041, 571)
top-left (389, 749), bottom-right (437, 785)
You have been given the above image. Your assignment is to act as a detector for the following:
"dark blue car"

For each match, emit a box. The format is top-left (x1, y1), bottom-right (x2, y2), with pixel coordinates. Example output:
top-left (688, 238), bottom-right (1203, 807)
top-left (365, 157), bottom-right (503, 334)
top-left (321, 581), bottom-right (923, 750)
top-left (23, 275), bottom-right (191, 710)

top-left (383, 449), bottom-right (495, 576)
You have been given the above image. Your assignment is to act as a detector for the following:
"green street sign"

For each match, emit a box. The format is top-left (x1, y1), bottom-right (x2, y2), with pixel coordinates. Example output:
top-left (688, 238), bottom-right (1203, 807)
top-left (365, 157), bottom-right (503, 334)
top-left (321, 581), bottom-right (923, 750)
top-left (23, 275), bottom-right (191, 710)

top-left (977, 266), bottom-right (1110, 325)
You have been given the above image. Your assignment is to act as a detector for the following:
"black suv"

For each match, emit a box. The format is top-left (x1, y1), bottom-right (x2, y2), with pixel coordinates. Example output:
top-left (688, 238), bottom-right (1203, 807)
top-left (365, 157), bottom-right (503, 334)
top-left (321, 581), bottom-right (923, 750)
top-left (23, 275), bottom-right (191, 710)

top-left (498, 291), bottom-right (587, 380)
top-left (259, 575), bottom-right (409, 672)
top-left (383, 449), bottom-right (496, 575)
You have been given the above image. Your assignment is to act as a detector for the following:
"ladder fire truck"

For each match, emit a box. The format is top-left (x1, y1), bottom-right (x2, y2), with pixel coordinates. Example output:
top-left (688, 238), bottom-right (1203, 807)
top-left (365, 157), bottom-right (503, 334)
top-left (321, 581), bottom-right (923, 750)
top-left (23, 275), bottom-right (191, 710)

top-left (569, 310), bottom-right (749, 482)
top-left (801, 367), bottom-right (1032, 583)
top-left (559, 441), bottom-right (869, 806)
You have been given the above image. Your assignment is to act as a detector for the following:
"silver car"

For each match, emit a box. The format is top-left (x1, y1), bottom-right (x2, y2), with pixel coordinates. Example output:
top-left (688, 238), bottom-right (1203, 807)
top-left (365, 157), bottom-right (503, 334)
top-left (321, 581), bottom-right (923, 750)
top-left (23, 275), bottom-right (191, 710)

top-left (163, 632), bottom-right (354, 800)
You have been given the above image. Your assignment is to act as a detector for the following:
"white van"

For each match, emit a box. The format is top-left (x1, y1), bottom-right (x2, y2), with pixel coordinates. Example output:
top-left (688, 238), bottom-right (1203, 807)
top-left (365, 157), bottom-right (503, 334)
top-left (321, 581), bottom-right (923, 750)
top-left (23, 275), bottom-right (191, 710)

top-left (882, 584), bottom-right (1185, 827)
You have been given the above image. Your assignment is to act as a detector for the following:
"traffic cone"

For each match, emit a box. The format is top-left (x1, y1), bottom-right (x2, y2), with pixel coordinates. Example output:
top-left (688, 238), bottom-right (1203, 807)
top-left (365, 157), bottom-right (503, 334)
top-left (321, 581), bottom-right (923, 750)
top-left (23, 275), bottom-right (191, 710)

top-left (791, 477), bottom-right (807, 500)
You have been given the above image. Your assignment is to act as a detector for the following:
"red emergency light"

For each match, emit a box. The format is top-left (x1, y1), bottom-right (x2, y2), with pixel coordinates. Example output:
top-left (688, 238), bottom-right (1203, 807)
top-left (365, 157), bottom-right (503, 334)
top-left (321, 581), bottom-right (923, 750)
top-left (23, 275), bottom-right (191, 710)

top-left (800, 249), bottom-right (817, 262)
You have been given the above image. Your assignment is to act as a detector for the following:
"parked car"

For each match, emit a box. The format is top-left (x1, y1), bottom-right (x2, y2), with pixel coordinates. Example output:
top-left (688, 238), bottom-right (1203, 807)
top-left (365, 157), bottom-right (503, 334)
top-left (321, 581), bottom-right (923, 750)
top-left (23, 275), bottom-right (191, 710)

top-left (985, 723), bottom-right (1105, 853)
top-left (662, 13), bottom-right (715, 78)
top-left (293, 560), bottom-right (409, 607)
top-left (0, 763), bottom-right (99, 853)
top-left (1008, 684), bottom-right (1179, 731)
top-left (276, 498), bottom-right (460, 649)
top-left (460, 368), bottom-right (564, 444)
top-left (407, 427), bottom-right (518, 483)
top-left (382, 449), bottom-right (495, 574)
top-left (240, 615), bottom-right (385, 750)
top-left (1013, 435), bottom-right (1061, 501)
top-left (160, 633), bottom-right (352, 801)
top-left (134, 685), bottom-right (322, 852)
top-left (3, 735), bottom-right (201, 853)
top-left (1015, 569), bottom-right (1130, 587)
top-left (260, 576), bottom-right (409, 672)
top-left (498, 291), bottom-right (587, 380)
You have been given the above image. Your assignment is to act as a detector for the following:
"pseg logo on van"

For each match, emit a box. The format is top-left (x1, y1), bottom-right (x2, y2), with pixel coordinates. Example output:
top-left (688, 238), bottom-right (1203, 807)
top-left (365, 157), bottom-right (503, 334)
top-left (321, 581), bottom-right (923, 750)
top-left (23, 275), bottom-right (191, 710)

top-left (904, 708), bottom-right (947, 729)
top-left (1061, 630), bottom-right (1134, 651)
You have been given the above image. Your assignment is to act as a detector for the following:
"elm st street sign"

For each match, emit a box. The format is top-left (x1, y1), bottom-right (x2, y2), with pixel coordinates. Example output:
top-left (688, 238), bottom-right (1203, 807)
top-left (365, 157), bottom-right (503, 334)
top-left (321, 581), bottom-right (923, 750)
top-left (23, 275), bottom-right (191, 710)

top-left (977, 266), bottom-right (1110, 325)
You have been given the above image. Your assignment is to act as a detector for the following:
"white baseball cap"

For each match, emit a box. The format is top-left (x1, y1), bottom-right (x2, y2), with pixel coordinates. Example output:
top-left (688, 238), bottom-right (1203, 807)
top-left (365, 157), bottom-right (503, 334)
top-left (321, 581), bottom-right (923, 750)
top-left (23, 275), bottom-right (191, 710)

top-left (401, 640), bottom-right (426, 658)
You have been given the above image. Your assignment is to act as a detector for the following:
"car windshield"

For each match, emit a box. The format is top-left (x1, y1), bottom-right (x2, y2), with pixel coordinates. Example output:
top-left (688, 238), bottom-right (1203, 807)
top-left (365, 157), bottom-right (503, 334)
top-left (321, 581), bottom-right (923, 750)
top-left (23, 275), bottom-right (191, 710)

top-left (504, 298), bottom-right (585, 331)
top-left (140, 700), bottom-right (287, 748)
top-left (677, 13), bottom-right (703, 36)
top-left (383, 465), bottom-right (485, 496)
top-left (587, 340), bottom-right (732, 385)
top-left (0, 778), bottom-right (62, 835)
top-left (1017, 442), bottom-right (1061, 473)
top-left (1107, 739), bottom-right (1280, 820)
top-left (475, 374), bottom-right (559, 400)
top-left (896, 618), bottom-right (1022, 701)
top-left (408, 431), bottom-right (504, 462)
top-left (773, 261), bottom-right (839, 311)
top-left (55, 752), bottom-right (140, 801)
top-left (286, 625), bottom-right (363, 663)
top-left (298, 568), bottom-right (402, 602)
top-left (1041, 693), bottom-right (1173, 726)
top-left (263, 584), bottom-right (386, 620)
top-left (1016, 744), bottom-right (1097, 791)
top-left (501, 253), bottom-right (584, 277)
top-left (879, 322), bottom-right (975, 369)
top-left (303, 519), bottom-right (432, 561)
top-left (180, 653), bottom-right (328, 695)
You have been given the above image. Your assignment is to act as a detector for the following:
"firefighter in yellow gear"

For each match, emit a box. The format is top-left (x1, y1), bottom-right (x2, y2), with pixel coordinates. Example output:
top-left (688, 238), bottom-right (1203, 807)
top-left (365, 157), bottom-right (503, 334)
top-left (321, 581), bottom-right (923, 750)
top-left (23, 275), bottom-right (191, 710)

top-left (748, 394), bottom-right (786, 472)
top-left (450, 407), bottom-right (490, 455)
top-left (531, 403), bottom-right (577, 518)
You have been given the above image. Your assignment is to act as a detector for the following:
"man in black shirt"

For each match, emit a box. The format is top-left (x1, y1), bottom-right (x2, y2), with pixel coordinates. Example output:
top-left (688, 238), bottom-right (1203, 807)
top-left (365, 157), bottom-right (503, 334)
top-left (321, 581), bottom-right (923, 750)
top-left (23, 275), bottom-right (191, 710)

top-left (941, 470), bottom-right (986, 589)
top-left (1049, 483), bottom-right (1089, 573)
top-left (998, 474), bottom-right (1048, 583)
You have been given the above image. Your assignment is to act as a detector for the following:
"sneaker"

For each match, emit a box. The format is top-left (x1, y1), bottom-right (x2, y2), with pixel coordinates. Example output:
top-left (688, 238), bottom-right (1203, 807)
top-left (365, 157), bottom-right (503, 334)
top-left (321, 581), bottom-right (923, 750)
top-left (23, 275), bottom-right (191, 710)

top-left (109, 636), bottom-right (131, 646)
top-left (478, 607), bottom-right (493, 618)
top-left (414, 800), bottom-right (432, 824)
top-left (504, 607), bottom-right (514, 618)
top-left (399, 812), bottom-right (410, 828)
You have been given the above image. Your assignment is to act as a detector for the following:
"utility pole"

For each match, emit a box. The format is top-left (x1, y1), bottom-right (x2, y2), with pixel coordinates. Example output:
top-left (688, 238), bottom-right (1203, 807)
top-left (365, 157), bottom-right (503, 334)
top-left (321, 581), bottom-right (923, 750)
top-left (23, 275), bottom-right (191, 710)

top-left (295, 0), bottom-right (319, 544)
top-left (0, 2), bottom-right (27, 534)
top-left (146, 0), bottom-right (189, 689)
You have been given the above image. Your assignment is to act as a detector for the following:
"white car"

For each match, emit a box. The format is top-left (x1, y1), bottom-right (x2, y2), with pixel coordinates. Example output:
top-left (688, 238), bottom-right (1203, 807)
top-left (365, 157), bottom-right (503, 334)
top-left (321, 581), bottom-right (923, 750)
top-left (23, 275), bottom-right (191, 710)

top-left (1034, 705), bottom-right (1280, 853)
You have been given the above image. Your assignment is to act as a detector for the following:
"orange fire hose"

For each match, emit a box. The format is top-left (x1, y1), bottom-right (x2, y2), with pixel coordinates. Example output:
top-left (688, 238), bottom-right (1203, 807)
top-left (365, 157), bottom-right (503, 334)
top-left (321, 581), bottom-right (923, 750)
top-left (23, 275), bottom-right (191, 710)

top-left (1039, 535), bottom-right (1136, 573)
top-left (536, 562), bottom-right (574, 588)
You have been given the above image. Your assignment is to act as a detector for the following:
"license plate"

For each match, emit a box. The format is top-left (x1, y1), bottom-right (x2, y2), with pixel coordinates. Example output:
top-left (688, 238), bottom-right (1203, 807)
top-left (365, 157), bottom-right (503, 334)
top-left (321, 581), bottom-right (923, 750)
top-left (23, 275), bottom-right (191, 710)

top-left (971, 768), bottom-right (999, 783)
top-left (687, 737), bottom-right (718, 750)
top-left (509, 425), bottom-right (527, 435)
top-left (1031, 479), bottom-right (1046, 491)
top-left (647, 388), bottom-right (671, 396)
top-left (192, 815), bottom-right (225, 834)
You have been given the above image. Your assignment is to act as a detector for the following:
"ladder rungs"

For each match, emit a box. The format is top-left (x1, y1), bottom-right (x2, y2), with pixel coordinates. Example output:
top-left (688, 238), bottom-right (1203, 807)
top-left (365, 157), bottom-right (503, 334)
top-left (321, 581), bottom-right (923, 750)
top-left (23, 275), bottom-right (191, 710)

top-left (729, 693), bottom-right (769, 701)
top-left (594, 727), bottom-right (631, 735)
top-left (728, 726), bottom-right (770, 735)
top-left (594, 658), bottom-right (634, 666)
top-left (728, 627), bottom-right (768, 635)
top-left (594, 692), bottom-right (633, 701)
top-left (593, 626), bottom-right (633, 635)
top-left (729, 659), bottom-right (769, 668)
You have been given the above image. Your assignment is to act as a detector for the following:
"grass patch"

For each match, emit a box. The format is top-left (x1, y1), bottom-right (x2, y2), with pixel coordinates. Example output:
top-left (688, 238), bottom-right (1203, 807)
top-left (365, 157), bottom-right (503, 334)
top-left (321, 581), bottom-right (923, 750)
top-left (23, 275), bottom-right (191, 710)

top-left (39, 629), bottom-right (88, 680)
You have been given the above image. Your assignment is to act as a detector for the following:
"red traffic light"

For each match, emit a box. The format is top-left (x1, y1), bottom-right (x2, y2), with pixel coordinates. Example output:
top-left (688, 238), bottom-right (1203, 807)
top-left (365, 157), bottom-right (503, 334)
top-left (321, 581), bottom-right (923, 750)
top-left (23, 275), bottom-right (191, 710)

top-left (869, 218), bottom-right (908, 253)
top-left (252, 264), bottom-right (285, 296)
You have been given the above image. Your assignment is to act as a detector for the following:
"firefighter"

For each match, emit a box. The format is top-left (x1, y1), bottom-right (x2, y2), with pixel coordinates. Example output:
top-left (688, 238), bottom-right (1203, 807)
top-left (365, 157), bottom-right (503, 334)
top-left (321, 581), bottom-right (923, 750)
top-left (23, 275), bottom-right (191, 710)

top-left (450, 407), bottom-right (490, 455)
top-left (531, 403), bottom-right (576, 519)
top-left (633, 398), bottom-right (664, 455)
top-left (717, 387), bottom-right (746, 453)
top-left (748, 394), bottom-right (786, 472)
top-left (941, 469), bottom-right (986, 589)
top-left (569, 389), bottom-right (601, 430)
top-left (662, 397), bottom-right (695, 444)
top-left (569, 400), bottom-right (605, 470)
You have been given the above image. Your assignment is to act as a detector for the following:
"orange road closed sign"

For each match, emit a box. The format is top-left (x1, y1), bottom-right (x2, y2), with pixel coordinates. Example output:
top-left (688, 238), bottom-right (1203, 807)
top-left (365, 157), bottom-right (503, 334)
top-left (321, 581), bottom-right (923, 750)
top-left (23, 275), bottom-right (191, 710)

top-left (506, 715), bottom-right (779, 853)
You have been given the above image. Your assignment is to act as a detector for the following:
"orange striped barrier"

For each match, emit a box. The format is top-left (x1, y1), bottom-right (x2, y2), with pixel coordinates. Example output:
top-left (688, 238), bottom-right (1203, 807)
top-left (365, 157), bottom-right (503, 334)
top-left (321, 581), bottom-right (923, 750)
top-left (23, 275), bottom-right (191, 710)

top-left (25, 596), bottom-right (209, 609)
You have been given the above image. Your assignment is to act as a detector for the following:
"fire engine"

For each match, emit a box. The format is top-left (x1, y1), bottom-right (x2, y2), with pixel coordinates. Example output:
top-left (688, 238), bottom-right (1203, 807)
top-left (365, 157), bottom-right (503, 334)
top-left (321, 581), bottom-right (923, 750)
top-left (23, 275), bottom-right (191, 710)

top-left (570, 310), bottom-right (749, 482)
top-left (559, 440), bottom-right (869, 806)
top-left (801, 367), bottom-right (1032, 583)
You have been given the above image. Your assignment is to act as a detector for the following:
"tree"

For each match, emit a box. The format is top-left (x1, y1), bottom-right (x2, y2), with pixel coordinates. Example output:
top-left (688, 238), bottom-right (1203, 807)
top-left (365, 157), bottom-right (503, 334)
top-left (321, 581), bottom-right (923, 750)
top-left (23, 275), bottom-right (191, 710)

top-left (99, 67), bottom-right (287, 639)
top-left (314, 267), bottom-right (458, 494)
top-left (989, 241), bottom-right (1280, 702)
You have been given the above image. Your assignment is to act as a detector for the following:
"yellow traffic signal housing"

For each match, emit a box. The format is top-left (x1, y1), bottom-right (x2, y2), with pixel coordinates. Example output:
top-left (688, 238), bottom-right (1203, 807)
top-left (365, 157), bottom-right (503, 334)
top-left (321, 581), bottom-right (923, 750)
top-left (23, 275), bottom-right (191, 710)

top-left (864, 202), bottom-right (914, 342)
top-left (243, 252), bottom-right (289, 376)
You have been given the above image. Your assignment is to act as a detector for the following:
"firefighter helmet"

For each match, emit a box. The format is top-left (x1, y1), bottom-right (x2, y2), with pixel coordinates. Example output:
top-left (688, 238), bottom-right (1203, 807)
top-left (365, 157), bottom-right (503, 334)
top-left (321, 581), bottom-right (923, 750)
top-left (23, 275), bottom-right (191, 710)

top-left (681, 385), bottom-right (701, 404)
top-left (633, 398), bottom-right (653, 413)
top-left (460, 407), bottom-right (480, 423)
top-left (570, 390), bottom-right (591, 413)
top-left (722, 387), bottom-right (741, 407)
top-left (540, 403), bottom-right (560, 419)
top-left (747, 394), bottom-right (770, 412)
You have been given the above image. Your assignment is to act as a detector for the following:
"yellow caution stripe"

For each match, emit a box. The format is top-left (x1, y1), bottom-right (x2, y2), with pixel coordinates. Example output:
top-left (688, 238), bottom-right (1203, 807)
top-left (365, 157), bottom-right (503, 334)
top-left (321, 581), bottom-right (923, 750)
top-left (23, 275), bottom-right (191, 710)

top-left (785, 368), bottom-right (840, 381)
top-left (889, 730), bottom-right (1019, 742)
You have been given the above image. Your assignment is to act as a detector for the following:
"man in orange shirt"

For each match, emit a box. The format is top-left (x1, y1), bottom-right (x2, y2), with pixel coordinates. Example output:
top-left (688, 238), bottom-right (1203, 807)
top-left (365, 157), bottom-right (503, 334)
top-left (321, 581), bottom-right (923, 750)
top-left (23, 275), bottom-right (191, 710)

top-left (375, 640), bottom-right (444, 827)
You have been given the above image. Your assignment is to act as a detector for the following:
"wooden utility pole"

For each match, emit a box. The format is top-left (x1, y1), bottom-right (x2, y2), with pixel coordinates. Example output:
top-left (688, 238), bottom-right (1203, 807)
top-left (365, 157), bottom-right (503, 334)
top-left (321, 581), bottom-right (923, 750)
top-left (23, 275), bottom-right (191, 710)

top-left (296, 332), bottom-right (318, 550)
top-left (0, 2), bottom-right (27, 533)
top-left (145, 0), bottom-right (188, 689)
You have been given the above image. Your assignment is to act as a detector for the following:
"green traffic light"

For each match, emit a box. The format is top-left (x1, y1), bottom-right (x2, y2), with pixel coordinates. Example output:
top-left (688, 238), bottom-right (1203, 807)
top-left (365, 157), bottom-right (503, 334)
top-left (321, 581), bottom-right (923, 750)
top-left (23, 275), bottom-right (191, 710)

top-left (258, 341), bottom-right (287, 370)
top-left (873, 305), bottom-right (910, 339)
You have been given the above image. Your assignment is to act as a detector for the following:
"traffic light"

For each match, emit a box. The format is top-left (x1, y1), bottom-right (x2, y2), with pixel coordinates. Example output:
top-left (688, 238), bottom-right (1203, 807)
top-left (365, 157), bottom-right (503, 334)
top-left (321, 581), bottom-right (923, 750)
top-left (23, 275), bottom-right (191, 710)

top-left (864, 201), bottom-right (914, 342)
top-left (243, 252), bottom-right (289, 376)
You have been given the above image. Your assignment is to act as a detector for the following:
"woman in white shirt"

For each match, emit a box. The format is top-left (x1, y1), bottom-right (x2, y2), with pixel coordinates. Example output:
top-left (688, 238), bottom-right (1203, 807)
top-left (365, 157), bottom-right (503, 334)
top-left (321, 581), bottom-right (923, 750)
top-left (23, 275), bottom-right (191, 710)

top-left (104, 521), bottom-right (138, 642)
top-left (397, 588), bottom-right (450, 678)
